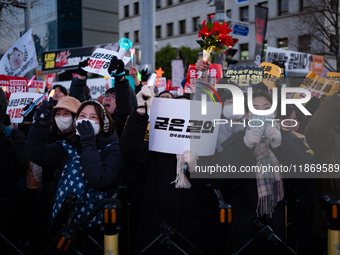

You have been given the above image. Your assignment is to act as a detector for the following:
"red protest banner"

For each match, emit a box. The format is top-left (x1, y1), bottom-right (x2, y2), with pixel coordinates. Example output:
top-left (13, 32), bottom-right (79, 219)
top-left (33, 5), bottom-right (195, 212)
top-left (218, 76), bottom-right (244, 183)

top-left (0, 75), bottom-right (28, 100)
top-left (45, 73), bottom-right (56, 90)
top-left (185, 64), bottom-right (222, 93)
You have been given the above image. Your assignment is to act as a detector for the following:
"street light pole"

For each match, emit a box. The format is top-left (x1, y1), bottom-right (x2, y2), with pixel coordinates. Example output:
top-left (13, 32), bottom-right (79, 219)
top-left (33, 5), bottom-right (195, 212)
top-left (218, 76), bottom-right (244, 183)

top-left (214, 0), bottom-right (226, 70)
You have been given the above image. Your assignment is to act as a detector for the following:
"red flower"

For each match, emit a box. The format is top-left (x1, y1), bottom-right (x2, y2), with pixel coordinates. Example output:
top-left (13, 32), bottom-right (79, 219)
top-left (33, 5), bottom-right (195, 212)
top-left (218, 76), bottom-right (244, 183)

top-left (198, 20), bottom-right (213, 38)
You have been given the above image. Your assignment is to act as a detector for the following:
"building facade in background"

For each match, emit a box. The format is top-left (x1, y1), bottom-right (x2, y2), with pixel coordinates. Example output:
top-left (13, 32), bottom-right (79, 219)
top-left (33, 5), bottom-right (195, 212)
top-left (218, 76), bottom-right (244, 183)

top-left (119, 0), bottom-right (336, 74)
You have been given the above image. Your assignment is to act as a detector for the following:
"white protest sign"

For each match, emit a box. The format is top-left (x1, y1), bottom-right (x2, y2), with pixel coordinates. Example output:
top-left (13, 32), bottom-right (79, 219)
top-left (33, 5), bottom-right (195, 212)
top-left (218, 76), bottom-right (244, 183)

top-left (149, 98), bottom-right (221, 156)
top-left (171, 59), bottom-right (184, 88)
top-left (6, 92), bottom-right (45, 123)
top-left (82, 48), bottom-right (131, 77)
top-left (156, 77), bottom-right (167, 93)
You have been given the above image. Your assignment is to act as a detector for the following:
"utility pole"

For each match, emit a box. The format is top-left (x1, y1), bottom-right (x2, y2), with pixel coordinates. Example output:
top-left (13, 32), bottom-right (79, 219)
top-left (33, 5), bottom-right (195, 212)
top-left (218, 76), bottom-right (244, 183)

top-left (140, 0), bottom-right (155, 73)
top-left (214, 0), bottom-right (226, 69)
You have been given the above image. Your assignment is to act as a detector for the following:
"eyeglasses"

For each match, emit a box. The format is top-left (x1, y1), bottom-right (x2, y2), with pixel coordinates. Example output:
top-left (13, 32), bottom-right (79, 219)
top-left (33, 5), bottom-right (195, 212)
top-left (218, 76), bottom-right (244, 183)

top-left (103, 94), bottom-right (116, 100)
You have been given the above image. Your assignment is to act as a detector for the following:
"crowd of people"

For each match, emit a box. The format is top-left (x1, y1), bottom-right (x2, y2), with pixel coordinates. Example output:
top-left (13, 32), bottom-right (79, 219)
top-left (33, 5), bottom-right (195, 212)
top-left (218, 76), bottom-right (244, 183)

top-left (0, 56), bottom-right (339, 255)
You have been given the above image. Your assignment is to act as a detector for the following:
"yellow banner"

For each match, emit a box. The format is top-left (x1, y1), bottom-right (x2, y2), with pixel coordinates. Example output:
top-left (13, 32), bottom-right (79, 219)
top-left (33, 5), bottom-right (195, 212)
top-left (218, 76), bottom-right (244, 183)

top-left (259, 62), bottom-right (281, 89)
top-left (326, 72), bottom-right (340, 83)
top-left (293, 71), bottom-right (339, 101)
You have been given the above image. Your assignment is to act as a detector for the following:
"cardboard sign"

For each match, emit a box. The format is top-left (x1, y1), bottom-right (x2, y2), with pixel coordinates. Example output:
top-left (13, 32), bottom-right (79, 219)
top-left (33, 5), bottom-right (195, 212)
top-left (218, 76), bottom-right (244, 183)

top-left (293, 71), bottom-right (339, 101)
top-left (82, 48), bottom-right (131, 77)
top-left (259, 62), bottom-right (281, 89)
top-left (6, 92), bottom-right (45, 123)
top-left (186, 64), bottom-right (222, 93)
top-left (149, 98), bottom-right (221, 156)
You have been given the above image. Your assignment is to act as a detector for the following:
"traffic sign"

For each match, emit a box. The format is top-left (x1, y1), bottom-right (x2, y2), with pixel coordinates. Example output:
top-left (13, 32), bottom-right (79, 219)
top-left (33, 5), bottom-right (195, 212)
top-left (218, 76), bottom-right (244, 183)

top-left (232, 24), bottom-right (249, 36)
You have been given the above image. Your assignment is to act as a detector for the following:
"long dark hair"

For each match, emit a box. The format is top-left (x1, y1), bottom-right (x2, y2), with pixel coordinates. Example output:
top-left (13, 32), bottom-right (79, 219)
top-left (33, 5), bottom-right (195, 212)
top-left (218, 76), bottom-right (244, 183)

top-left (76, 101), bottom-right (115, 136)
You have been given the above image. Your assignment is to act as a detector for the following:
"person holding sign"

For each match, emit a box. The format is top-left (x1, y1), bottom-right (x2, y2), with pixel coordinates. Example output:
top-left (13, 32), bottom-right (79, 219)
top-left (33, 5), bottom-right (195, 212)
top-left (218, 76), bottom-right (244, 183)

top-left (120, 72), bottom-right (214, 254)
top-left (25, 98), bottom-right (123, 252)
top-left (216, 89), bottom-right (315, 254)
top-left (69, 58), bottom-right (91, 103)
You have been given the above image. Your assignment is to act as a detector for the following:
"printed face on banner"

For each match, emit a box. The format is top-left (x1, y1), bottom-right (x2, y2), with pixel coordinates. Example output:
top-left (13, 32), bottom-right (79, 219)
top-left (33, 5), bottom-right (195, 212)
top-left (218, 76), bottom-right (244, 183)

top-left (0, 28), bottom-right (38, 77)
top-left (149, 98), bottom-right (221, 156)
top-left (82, 48), bottom-right (131, 77)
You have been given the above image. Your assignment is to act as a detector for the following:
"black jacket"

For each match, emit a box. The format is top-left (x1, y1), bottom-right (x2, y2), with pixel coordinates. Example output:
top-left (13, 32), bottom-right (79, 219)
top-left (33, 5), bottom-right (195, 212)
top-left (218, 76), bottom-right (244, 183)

top-left (25, 121), bottom-right (124, 197)
top-left (120, 111), bottom-right (212, 254)
top-left (216, 129), bottom-right (315, 255)
top-left (0, 128), bottom-right (28, 236)
top-left (69, 77), bottom-right (87, 102)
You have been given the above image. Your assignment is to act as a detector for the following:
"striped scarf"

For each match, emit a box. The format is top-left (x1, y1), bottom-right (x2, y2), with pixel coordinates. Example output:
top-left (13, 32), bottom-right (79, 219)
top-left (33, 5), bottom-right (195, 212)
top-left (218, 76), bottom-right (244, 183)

top-left (253, 139), bottom-right (284, 218)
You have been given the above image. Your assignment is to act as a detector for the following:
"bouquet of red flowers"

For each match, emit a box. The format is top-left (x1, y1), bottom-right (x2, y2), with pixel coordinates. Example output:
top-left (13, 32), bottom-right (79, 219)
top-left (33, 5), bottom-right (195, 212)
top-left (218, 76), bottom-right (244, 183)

top-left (196, 20), bottom-right (234, 77)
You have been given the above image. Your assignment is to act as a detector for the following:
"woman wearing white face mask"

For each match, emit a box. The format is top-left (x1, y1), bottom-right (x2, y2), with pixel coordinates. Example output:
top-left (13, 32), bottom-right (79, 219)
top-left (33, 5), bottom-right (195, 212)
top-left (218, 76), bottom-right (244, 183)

top-left (49, 96), bottom-right (81, 143)
top-left (25, 99), bottom-right (124, 252)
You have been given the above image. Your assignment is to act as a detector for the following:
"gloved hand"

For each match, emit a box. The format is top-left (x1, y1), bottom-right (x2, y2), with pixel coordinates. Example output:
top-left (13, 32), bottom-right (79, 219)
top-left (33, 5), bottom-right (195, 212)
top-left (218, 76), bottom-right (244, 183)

top-left (141, 68), bottom-right (151, 82)
top-left (23, 103), bottom-right (36, 123)
top-left (265, 127), bottom-right (282, 148)
top-left (136, 85), bottom-right (154, 114)
top-left (78, 58), bottom-right (90, 76)
top-left (77, 120), bottom-right (96, 149)
top-left (243, 128), bottom-right (262, 149)
top-left (108, 56), bottom-right (125, 79)
top-left (34, 97), bottom-right (54, 125)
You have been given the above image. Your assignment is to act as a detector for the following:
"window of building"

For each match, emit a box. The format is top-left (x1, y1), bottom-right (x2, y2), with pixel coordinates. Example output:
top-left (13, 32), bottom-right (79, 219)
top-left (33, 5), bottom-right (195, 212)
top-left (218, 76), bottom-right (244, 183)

top-left (207, 13), bottom-right (215, 23)
top-left (124, 5), bottom-right (129, 18)
top-left (330, 0), bottom-right (337, 11)
top-left (134, 2), bottom-right (139, 15)
top-left (240, 44), bottom-right (249, 60)
top-left (278, 38), bottom-right (288, 50)
top-left (298, 35), bottom-right (311, 52)
top-left (226, 9), bottom-right (232, 19)
top-left (179, 20), bottom-right (186, 34)
top-left (299, 0), bottom-right (311, 11)
top-left (134, 30), bottom-right (139, 43)
top-left (330, 34), bottom-right (338, 52)
top-left (258, 1), bottom-right (268, 7)
top-left (168, 0), bottom-right (173, 5)
top-left (263, 40), bottom-right (268, 58)
top-left (240, 6), bottom-right (249, 21)
top-left (278, 0), bottom-right (288, 16)
top-left (156, 25), bottom-right (161, 39)
top-left (156, 0), bottom-right (161, 9)
top-left (193, 17), bottom-right (200, 32)
top-left (124, 32), bottom-right (129, 39)
top-left (167, 23), bottom-right (173, 37)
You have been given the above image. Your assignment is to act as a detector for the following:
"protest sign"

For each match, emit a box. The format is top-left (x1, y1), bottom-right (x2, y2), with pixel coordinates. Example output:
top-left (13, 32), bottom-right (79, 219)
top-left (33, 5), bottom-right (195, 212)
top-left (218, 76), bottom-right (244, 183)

top-left (0, 28), bottom-right (38, 77)
top-left (82, 48), bottom-right (131, 77)
top-left (327, 72), bottom-right (340, 83)
top-left (0, 75), bottom-right (28, 99)
top-left (186, 64), bottom-right (222, 92)
top-left (225, 65), bottom-right (263, 92)
top-left (259, 62), bottom-right (281, 89)
top-left (6, 92), bottom-right (45, 123)
top-left (156, 78), bottom-right (167, 93)
top-left (293, 71), bottom-right (339, 101)
top-left (28, 80), bottom-right (45, 93)
top-left (265, 47), bottom-right (324, 75)
top-left (149, 98), bottom-right (221, 156)
top-left (45, 73), bottom-right (56, 90)
top-left (171, 59), bottom-right (184, 88)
